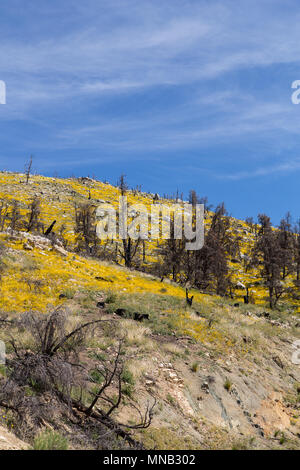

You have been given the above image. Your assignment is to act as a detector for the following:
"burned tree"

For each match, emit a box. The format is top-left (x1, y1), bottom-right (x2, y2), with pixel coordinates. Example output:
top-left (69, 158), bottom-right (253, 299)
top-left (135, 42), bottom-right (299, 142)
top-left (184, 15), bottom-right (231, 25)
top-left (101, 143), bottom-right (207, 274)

top-left (0, 200), bottom-right (9, 231)
top-left (74, 203), bottom-right (97, 255)
top-left (0, 309), bottom-right (155, 449)
top-left (118, 173), bottom-right (128, 196)
top-left (277, 213), bottom-right (294, 280)
top-left (192, 203), bottom-right (231, 295)
top-left (251, 214), bottom-right (284, 309)
top-left (0, 241), bottom-right (6, 282)
top-left (294, 219), bottom-right (300, 282)
top-left (160, 237), bottom-right (186, 282)
top-left (157, 214), bottom-right (186, 282)
top-left (8, 200), bottom-right (23, 232)
top-left (25, 155), bottom-right (33, 184)
top-left (117, 174), bottom-right (141, 268)
top-left (119, 237), bottom-right (141, 268)
top-left (44, 220), bottom-right (57, 236)
top-left (26, 197), bottom-right (43, 233)
top-left (186, 288), bottom-right (194, 306)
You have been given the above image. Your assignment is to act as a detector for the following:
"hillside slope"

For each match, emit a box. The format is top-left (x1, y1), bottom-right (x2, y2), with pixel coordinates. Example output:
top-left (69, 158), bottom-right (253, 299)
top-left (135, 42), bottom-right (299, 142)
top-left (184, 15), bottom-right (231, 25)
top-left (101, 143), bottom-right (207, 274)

top-left (0, 171), bottom-right (299, 450)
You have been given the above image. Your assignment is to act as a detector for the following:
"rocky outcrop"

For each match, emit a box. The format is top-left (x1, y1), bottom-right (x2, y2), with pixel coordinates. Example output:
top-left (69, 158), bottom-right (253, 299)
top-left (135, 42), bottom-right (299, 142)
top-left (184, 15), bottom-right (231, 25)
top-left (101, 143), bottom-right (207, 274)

top-left (0, 425), bottom-right (29, 450)
top-left (4, 228), bottom-right (68, 257)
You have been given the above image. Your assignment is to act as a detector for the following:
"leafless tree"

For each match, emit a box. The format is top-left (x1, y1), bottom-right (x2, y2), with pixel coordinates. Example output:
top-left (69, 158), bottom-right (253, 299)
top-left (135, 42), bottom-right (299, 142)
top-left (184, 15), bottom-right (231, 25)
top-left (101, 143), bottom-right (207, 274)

top-left (118, 173), bottom-right (128, 196)
top-left (27, 197), bottom-right (43, 233)
top-left (192, 203), bottom-right (231, 295)
top-left (119, 237), bottom-right (141, 268)
top-left (0, 241), bottom-right (6, 282)
top-left (25, 155), bottom-right (33, 184)
top-left (251, 214), bottom-right (284, 309)
top-left (0, 200), bottom-right (9, 231)
top-left (185, 288), bottom-right (194, 306)
top-left (116, 174), bottom-right (142, 268)
top-left (74, 203), bottom-right (97, 254)
top-left (0, 309), bottom-right (155, 448)
top-left (294, 219), bottom-right (300, 282)
top-left (8, 200), bottom-right (23, 232)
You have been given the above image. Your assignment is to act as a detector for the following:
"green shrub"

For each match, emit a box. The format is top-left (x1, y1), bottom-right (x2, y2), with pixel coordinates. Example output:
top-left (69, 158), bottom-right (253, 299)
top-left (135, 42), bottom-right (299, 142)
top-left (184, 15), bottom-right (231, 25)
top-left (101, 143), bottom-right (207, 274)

top-left (0, 364), bottom-right (6, 377)
top-left (90, 351), bottom-right (107, 361)
top-left (224, 378), bottom-right (232, 391)
top-left (60, 288), bottom-right (75, 299)
top-left (89, 369), bottom-right (104, 384)
top-left (120, 367), bottom-right (135, 398)
top-left (166, 393), bottom-right (176, 406)
top-left (105, 291), bottom-right (117, 304)
top-left (121, 368), bottom-right (135, 385)
top-left (34, 430), bottom-right (68, 450)
top-left (279, 433), bottom-right (286, 445)
top-left (122, 384), bottom-right (134, 398)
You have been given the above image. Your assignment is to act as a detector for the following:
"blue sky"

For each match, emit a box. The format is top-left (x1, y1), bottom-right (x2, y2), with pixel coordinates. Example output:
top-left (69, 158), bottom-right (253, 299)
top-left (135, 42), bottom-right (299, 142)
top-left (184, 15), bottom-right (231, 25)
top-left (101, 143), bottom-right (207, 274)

top-left (0, 0), bottom-right (300, 224)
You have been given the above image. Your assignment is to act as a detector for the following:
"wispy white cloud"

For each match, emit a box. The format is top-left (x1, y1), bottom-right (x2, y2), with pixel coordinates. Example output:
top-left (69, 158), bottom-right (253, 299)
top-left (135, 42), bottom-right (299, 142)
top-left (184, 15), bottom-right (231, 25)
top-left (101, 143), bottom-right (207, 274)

top-left (1, 0), bottom-right (300, 182)
top-left (2, 0), bottom-right (300, 107)
top-left (54, 92), bottom-right (296, 152)
top-left (217, 157), bottom-right (300, 180)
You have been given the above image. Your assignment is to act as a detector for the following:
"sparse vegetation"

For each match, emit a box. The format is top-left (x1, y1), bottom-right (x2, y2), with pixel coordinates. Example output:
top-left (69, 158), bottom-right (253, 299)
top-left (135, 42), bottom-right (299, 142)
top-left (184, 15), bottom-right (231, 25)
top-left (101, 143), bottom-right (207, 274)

top-left (34, 430), bottom-right (68, 450)
top-left (224, 378), bottom-right (232, 391)
top-left (0, 172), bottom-right (299, 450)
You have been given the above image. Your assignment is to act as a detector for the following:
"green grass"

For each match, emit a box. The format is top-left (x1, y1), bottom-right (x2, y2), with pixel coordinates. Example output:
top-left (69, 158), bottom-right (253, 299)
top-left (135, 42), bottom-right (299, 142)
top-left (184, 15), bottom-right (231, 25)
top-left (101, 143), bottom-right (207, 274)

top-left (60, 287), bottom-right (75, 299)
top-left (89, 369), bottom-right (104, 384)
top-left (166, 393), bottom-right (176, 406)
top-left (224, 378), bottom-right (232, 391)
top-left (122, 384), bottom-right (134, 398)
top-left (121, 367), bottom-right (135, 386)
top-left (33, 430), bottom-right (68, 450)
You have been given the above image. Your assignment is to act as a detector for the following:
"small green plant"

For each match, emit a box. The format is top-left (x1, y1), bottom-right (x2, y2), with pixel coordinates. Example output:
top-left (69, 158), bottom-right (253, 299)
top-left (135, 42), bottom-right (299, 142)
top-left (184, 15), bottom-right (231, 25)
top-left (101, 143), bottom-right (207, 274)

top-left (191, 362), bottom-right (199, 373)
top-left (79, 296), bottom-right (94, 309)
top-left (224, 378), bottom-right (232, 391)
top-left (0, 364), bottom-right (6, 377)
top-left (29, 378), bottom-right (43, 393)
top-left (122, 384), bottom-right (134, 398)
top-left (120, 367), bottom-right (135, 398)
top-left (19, 256), bottom-right (38, 272)
top-left (90, 351), bottom-right (107, 361)
top-left (121, 368), bottom-right (135, 386)
top-left (89, 369), bottom-right (104, 384)
top-left (105, 291), bottom-right (117, 304)
top-left (33, 430), bottom-right (68, 450)
top-left (231, 441), bottom-right (247, 450)
top-left (279, 433), bottom-right (286, 445)
top-left (166, 393), bottom-right (176, 406)
top-left (0, 410), bottom-right (15, 431)
top-left (60, 288), bottom-right (75, 299)
top-left (274, 430), bottom-right (286, 445)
